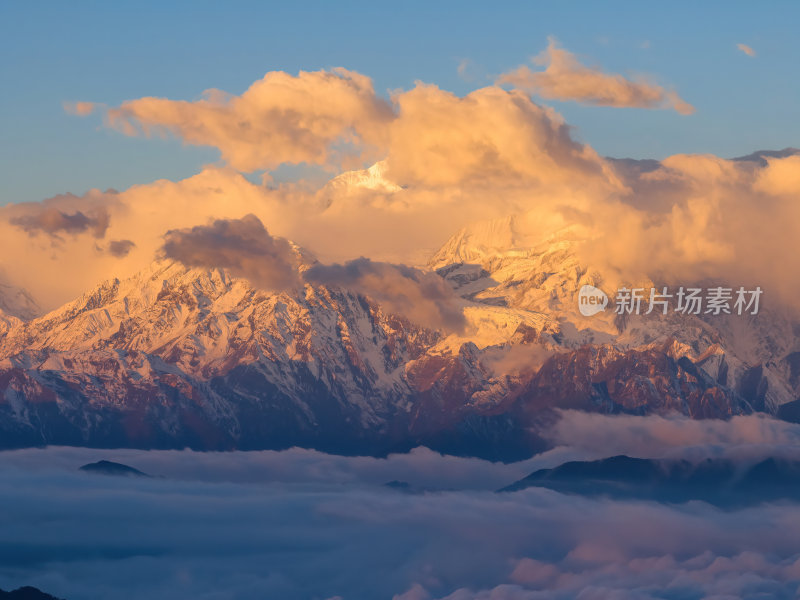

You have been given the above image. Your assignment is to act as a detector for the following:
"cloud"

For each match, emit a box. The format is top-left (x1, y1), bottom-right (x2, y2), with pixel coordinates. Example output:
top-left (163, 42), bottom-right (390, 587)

top-left (0, 167), bottom-right (293, 308)
top-left (3, 446), bottom-right (800, 600)
top-left (44, 68), bottom-right (624, 306)
top-left (160, 215), bottom-right (466, 332)
top-left (92, 68), bottom-right (394, 172)
top-left (497, 38), bottom-right (694, 115)
top-left (76, 66), bottom-right (619, 195)
top-left (107, 239), bottom-right (136, 257)
top-left (737, 43), bottom-right (757, 57)
top-left (63, 101), bottom-right (98, 116)
top-left (383, 83), bottom-right (620, 190)
top-left (575, 152), bottom-right (800, 309)
top-left (481, 344), bottom-right (556, 377)
top-left (456, 59), bottom-right (475, 82)
top-left (0, 445), bottom-right (543, 490)
top-left (547, 410), bottom-right (800, 461)
top-left (9, 204), bottom-right (110, 241)
top-left (12, 65), bottom-right (800, 319)
top-left (161, 214), bottom-right (302, 291)
top-left (305, 258), bottom-right (467, 332)
top-left (754, 154), bottom-right (800, 195)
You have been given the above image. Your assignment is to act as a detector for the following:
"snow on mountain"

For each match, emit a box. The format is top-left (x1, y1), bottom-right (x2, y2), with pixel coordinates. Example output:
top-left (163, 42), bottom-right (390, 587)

top-left (326, 161), bottom-right (403, 195)
top-left (0, 258), bottom-right (528, 456)
top-left (431, 211), bottom-right (800, 413)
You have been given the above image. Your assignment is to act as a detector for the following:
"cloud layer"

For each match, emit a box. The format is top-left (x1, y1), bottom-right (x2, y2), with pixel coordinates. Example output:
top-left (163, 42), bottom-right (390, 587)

top-left (2, 435), bottom-right (800, 600)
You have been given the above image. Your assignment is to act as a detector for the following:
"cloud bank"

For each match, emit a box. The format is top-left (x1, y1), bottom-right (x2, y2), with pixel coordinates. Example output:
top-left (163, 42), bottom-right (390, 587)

top-left (2, 441), bottom-right (800, 600)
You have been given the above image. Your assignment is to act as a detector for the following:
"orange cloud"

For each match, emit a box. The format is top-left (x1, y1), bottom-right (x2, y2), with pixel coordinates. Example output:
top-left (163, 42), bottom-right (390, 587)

top-left (30, 65), bottom-right (800, 318)
top-left (63, 101), bottom-right (97, 116)
top-left (737, 43), bottom-right (756, 57)
top-left (384, 83), bottom-right (621, 191)
top-left (497, 38), bottom-right (694, 115)
top-left (73, 64), bottom-right (624, 195)
top-left (574, 151), bottom-right (800, 308)
top-left (97, 68), bottom-right (394, 172)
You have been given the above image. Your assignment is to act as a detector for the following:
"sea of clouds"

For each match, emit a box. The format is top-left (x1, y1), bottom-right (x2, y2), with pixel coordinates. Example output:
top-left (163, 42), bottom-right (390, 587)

top-left (2, 412), bottom-right (800, 599)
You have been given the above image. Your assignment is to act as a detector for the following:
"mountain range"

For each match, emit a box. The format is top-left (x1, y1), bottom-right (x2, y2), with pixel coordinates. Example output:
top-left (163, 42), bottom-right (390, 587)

top-left (1, 187), bottom-right (798, 459)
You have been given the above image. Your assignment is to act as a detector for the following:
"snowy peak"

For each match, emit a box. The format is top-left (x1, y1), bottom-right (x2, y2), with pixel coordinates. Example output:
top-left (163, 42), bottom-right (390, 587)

top-left (324, 161), bottom-right (402, 198)
top-left (0, 281), bottom-right (40, 321)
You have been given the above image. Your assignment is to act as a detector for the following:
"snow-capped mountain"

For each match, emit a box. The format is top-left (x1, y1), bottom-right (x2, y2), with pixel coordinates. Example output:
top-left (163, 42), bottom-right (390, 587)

top-left (0, 260), bottom-right (521, 457)
top-left (0, 216), bottom-right (795, 457)
top-left (432, 213), bottom-right (800, 416)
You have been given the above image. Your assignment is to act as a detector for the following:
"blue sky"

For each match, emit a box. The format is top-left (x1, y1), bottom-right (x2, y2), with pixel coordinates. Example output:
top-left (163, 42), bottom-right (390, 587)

top-left (1, 0), bottom-right (797, 205)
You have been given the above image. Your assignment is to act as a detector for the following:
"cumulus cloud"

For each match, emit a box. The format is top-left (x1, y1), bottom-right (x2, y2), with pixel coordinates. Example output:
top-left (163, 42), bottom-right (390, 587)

top-left (383, 83), bottom-right (620, 190)
top-left (161, 214), bottom-right (302, 291)
top-left (575, 152), bottom-right (800, 309)
top-left (305, 258), bottom-right (467, 332)
top-left (737, 43), bottom-right (757, 57)
top-left (90, 68), bottom-right (394, 172)
top-left (497, 38), bottom-right (695, 114)
top-left (74, 65), bottom-right (619, 194)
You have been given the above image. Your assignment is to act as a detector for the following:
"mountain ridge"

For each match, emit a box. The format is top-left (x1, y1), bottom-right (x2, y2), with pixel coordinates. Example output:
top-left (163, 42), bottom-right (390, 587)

top-left (0, 221), bottom-right (796, 457)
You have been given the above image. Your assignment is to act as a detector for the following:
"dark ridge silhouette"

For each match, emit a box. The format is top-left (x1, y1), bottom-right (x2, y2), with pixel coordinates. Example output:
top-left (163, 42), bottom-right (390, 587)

top-left (79, 460), bottom-right (150, 477)
top-left (500, 455), bottom-right (800, 506)
top-left (0, 586), bottom-right (64, 600)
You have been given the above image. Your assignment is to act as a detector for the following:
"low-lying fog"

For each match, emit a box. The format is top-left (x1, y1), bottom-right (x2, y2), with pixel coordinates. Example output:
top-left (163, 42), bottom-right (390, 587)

top-left (3, 411), bottom-right (800, 600)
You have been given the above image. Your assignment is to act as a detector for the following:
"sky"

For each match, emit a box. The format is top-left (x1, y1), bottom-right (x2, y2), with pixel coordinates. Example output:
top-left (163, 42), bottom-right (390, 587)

top-left (1, 0), bottom-right (798, 206)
